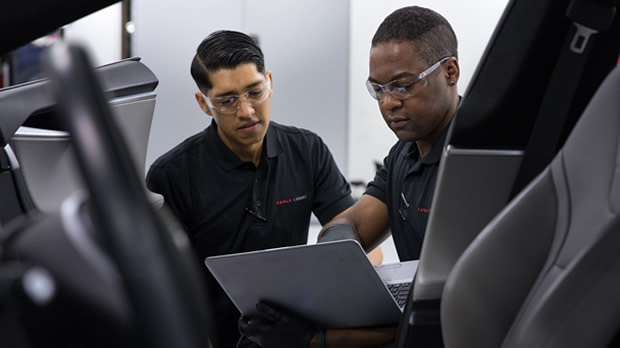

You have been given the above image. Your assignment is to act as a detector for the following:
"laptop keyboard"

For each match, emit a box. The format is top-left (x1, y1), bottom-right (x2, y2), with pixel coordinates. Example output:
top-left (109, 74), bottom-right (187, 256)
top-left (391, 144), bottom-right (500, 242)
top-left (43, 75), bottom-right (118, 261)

top-left (387, 282), bottom-right (411, 307)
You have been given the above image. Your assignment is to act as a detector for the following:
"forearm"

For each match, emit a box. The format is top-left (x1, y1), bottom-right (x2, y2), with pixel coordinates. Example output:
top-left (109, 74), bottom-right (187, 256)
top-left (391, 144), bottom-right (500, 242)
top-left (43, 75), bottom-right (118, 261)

top-left (309, 327), bottom-right (398, 348)
top-left (318, 219), bottom-right (361, 241)
top-left (318, 195), bottom-right (390, 251)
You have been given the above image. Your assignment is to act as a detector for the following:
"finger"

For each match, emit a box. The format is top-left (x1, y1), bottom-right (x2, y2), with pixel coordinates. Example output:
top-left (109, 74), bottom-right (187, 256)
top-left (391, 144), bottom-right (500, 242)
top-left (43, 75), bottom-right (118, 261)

top-left (239, 316), bottom-right (273, 335)
top-left (238, 316), bottom-right (252, 334)
top-left (256, 302), bottom-right (284, 322)
top-left (239, 315), bottom-right (251, 325)
top-left (239, 315), bottom-right (272, 327)
top-left (248, 316), bottom-right (272, 326)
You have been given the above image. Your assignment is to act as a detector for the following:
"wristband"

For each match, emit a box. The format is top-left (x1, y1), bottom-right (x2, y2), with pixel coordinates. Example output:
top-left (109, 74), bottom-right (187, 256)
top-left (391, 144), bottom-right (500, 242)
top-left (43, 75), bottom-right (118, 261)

top-left (318, 223), bottom-right (358, 243)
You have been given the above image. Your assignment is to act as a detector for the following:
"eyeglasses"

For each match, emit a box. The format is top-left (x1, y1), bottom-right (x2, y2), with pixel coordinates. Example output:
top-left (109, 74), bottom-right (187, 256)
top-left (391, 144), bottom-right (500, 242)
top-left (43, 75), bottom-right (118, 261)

top-left (205, 78), bottom-right (271, 114)
top-left (366, 56), bottom-right (451, 101)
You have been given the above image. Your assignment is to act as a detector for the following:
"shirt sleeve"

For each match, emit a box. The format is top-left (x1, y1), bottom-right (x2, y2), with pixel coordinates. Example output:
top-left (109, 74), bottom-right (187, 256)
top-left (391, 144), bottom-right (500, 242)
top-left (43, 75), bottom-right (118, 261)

top-left (365, 141), bottom-right (402, 204)
top-left (146, 163), bottom-right (191, 233)
top-left (310, 135), bottom-right (355, 225)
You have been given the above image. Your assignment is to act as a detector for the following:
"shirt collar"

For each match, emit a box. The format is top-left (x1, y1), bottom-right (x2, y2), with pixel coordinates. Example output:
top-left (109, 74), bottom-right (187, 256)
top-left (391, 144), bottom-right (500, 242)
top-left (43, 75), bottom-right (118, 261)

top-left (403, 125), bottom-right (450, 166)
top-left (264, 121), bottom-right (283, 158)
top-left (205, 119), bottom-right (282, 171)
top-left (420, 128), bottom-right (449, 165)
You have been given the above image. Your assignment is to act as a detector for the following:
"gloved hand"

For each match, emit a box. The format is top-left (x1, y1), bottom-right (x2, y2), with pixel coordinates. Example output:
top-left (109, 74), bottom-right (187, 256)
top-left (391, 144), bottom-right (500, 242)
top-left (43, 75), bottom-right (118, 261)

top-left (238, 301), bottom-right (315, 348)
top-left (318, 223), bottom-right (358, 243)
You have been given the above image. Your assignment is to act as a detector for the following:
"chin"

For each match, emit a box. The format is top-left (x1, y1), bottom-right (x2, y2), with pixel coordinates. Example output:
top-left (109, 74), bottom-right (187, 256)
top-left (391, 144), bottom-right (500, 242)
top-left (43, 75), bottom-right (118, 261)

top-left (393, 129), bottom-right (418, 142)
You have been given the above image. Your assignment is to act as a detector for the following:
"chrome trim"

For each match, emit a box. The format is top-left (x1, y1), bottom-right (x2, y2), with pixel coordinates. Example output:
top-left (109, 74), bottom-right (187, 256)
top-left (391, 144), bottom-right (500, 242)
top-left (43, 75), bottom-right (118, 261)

top-left (445, 145), bottom-right (524, 157)
top-left (109, 91), bottom-right (156, 105)
top-left (12, 126), bottom-right (70, 140)
top-left (4, 144), bottom-right (20, 169)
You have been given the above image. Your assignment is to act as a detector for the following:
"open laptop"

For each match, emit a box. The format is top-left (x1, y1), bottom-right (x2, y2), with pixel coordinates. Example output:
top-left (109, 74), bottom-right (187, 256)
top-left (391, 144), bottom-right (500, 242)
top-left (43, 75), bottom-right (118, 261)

top-left (205, 239), bottom-right (417, 328)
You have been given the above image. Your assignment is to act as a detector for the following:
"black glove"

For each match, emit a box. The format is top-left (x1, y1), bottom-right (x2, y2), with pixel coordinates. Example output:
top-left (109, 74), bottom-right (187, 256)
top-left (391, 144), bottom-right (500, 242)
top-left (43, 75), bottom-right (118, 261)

top-left (238, 301), bottom-right (315, 348)
top-left (318, 223), bottom-right (358, 243)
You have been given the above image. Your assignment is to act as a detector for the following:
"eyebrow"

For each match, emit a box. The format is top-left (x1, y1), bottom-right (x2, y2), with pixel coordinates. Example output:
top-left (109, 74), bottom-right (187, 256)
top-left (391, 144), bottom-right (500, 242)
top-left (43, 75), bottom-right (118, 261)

top-left (212, 79), bottom-right (265, 98)
top-left (367, 72), bottom-right (417, 84)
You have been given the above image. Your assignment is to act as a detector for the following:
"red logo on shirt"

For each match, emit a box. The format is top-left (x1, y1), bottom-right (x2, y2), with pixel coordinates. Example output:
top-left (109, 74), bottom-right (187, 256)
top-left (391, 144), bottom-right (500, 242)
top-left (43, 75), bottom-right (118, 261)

top-left (417, 207), bottom-right (430, 213)
top-left (276, 194), bottom-right (308, 205)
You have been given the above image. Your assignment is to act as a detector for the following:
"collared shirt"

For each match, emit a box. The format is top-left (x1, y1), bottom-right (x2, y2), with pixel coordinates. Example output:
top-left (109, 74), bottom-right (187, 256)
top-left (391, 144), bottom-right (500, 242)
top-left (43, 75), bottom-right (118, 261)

top-left (365, 129), bottom-right (449, 261)
top-left (146, 120), bottom-right (353, 347)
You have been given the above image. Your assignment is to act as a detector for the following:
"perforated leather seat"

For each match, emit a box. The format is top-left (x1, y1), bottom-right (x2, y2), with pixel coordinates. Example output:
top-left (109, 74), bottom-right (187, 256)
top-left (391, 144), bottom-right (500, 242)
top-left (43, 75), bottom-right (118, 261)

top-left (441, 66), bottom-right (620, 347)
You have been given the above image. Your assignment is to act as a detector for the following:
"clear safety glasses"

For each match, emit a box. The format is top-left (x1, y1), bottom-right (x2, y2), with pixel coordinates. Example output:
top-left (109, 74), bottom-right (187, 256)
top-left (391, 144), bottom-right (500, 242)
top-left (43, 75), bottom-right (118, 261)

top-left (366, 56), bottom-right (451, 101)
top-left (205, 78), bottom-right (271, 114)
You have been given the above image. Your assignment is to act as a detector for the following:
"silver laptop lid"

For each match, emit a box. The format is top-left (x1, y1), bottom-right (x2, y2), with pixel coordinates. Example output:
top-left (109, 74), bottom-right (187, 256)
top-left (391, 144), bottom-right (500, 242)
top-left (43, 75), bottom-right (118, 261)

top-left (205, 240), bottom-right (406, 328)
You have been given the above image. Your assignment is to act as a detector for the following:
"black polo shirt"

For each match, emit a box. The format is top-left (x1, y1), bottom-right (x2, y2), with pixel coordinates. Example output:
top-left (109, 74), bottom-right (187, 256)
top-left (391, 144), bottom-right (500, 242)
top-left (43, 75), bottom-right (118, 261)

top-left (146, 120), bottom-right (353, 347)
top-left (365, 129), bottom-right (448, 261)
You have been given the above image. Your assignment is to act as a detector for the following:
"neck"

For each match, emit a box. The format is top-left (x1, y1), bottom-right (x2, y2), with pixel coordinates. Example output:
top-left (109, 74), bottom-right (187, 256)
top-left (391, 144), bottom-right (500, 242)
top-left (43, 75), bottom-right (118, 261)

top-left (416, 97), bottom-right (458, 158)
top-left (214, 124), bottom-right (264, 167)
top-left (236, 143), bottom-right (263, 167)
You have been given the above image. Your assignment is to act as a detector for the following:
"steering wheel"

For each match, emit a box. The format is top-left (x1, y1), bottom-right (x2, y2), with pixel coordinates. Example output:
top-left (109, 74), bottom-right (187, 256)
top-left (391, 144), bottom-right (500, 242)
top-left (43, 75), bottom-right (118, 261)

top-left (42, 43), bottom-right (213, 348)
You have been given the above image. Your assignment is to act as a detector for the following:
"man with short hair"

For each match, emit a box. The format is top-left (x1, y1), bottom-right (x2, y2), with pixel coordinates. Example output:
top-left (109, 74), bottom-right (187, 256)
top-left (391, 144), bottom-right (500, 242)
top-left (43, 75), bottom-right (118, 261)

top-left (146, 30), bottom-right (381, 348)
top-left (324, 4), bottom-right (460, 261)
top-left (239, 6), bottom-right (461, 347)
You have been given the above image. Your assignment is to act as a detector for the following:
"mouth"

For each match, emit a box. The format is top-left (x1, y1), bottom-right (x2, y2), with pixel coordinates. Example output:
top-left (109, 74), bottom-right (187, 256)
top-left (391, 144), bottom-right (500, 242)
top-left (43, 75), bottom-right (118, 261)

top-left (388, 118), bottom-right (409, 129)
top-left (238, 121), bottom-right (260, 131)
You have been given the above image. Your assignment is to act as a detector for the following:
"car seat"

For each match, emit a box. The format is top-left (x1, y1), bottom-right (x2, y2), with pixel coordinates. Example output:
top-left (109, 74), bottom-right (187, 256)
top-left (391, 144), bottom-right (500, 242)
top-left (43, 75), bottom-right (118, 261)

top-left (441, 64), bottom-right (620, 348)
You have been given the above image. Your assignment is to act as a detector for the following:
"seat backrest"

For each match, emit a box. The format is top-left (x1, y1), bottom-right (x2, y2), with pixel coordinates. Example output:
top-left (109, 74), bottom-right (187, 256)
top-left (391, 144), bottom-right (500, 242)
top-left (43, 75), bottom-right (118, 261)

top-left (441, 65), bottom-right (620, 347)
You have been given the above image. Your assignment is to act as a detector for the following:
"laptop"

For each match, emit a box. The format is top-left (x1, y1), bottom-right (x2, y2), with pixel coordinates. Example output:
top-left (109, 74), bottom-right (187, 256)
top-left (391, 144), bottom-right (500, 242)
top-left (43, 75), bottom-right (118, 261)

top-left (205, 239), bottom-right (418, 328)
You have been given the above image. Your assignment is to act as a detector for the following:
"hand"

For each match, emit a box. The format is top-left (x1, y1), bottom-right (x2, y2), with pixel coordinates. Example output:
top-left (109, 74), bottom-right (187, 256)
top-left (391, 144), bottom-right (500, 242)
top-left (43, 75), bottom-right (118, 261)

top-left (318, 223), bottom-right (358, 243)
top-left (238, 301), bottom-right (315, 348)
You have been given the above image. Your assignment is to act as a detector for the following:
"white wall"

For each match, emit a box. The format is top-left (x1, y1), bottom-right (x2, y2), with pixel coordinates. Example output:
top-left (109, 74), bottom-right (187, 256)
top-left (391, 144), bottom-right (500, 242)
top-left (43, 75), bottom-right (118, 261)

top-left (133, 0), bottom-right (351, 176)
top-left (244, 1), bottom-right (350, 176)
top-left (62, 3), bottom-right (122, 66)
top-left (348, 1), bottom-right (509, 184)
top-left (131, 0), bottom-right (244, 172)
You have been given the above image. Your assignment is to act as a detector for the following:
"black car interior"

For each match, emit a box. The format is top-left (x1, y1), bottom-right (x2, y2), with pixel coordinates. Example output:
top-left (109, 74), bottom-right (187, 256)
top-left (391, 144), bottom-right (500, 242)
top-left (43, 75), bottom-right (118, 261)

top-left (2, 43), bottom-right (214, 347)
top-left (0, 57), bottom-right (158, 219)
top-left (443, 63), bottom-right (620, 348)
top-left (400, 0), bottom-right (620, 346)
top-left (1, 0), bottom-right (620, 347)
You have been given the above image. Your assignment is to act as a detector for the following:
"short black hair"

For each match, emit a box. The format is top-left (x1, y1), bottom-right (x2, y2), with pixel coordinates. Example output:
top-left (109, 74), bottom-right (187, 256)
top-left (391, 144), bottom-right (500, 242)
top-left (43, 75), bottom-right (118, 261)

top-left (191, 30), bottom-right (265, 93)
top-left (372, 6), bottom-right (458, 65)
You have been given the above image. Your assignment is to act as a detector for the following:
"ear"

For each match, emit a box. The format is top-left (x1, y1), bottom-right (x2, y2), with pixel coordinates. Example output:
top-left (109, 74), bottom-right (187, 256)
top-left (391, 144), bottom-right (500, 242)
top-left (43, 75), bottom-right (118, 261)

top-left (445, 57), bottom-right (460, 85)
top-left (195, 91), bottom-right (213, 117)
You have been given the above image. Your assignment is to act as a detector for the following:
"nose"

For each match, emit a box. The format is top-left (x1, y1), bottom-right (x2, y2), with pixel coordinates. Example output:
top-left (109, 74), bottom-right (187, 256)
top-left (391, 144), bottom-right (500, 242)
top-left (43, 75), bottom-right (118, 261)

top-left (236, 96), bottom-right (255, 117)
top-left (379, 93), bottom-right (403, 111)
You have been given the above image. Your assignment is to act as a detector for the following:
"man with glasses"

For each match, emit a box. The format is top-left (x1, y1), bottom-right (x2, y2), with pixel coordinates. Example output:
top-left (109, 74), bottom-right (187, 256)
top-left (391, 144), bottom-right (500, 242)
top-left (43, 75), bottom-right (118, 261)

top-left (145, 30), bottom-right (381, 348)
top-left (239, 6), bottom-right (460, 347)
